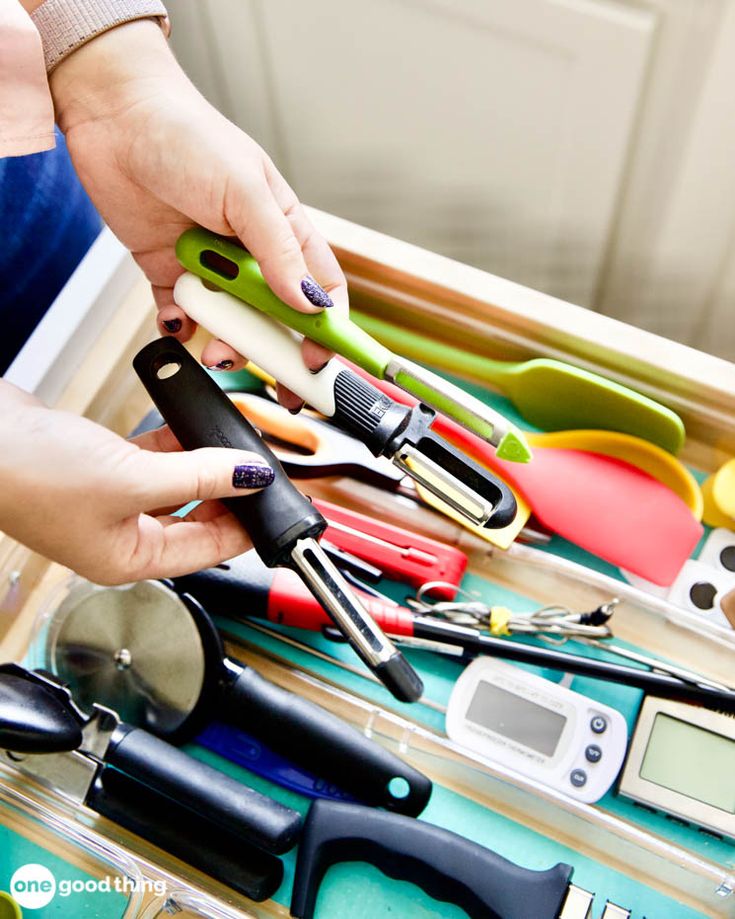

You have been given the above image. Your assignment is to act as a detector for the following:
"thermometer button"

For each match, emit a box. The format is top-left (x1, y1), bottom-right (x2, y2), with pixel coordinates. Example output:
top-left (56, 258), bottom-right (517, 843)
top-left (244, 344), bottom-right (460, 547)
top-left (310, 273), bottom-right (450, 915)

top-left (570, 769), bottom-right (587, 788)
top-left (585, 744), bottom-right (602, 764)
top-left (590, 715), bottom-right (608, 734)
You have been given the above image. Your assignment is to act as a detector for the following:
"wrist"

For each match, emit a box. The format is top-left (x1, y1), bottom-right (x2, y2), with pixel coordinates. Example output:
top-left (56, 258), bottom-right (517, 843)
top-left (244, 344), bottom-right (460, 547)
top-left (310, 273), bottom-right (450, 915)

top-left (50, 19), bottom-right (180, 131)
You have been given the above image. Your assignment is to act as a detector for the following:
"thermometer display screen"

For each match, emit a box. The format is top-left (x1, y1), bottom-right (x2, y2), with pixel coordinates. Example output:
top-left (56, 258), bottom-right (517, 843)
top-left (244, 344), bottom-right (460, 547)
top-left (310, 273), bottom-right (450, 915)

top-left (640, 713), bottom-right (735, 813)
top-left (466, 680), bottom-right (567, 757)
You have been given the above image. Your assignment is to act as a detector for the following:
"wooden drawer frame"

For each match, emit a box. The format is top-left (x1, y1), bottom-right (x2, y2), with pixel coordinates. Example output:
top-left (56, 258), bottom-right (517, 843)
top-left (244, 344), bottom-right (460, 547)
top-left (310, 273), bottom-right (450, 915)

top-left (0, 210), bottom-right (733, 917)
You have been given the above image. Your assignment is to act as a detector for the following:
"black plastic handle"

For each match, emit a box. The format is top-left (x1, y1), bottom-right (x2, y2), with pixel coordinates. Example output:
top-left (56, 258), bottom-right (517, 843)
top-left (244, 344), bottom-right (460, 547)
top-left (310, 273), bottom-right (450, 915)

top-left (133, 338), bottom-right (325, 566)
top-left (106, 723), bottom-right (301, 854)
top-left (223, 662), bottom-right (432, 817)
top-left (0, 665), bottom-right (83, 754)
top-left (291, 801), bottom-right (574, 919)
top-left (88, 766), bottom-right (283, 901)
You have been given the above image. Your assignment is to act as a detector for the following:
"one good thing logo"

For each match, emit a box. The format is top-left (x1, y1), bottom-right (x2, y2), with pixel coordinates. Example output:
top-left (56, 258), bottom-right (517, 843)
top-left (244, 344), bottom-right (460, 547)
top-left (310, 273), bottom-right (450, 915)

top-left (8, 863), bottom-right (166, 909)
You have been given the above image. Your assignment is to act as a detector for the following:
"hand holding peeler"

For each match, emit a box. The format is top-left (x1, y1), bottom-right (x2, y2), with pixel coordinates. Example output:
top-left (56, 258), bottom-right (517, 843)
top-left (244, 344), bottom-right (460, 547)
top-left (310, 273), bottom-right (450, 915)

top-left (134, 337), bottom-right (423, 703)
top-left (175, 228), bottom-right (530, 462)
top-left (171, 273), bottom-right (518, 531)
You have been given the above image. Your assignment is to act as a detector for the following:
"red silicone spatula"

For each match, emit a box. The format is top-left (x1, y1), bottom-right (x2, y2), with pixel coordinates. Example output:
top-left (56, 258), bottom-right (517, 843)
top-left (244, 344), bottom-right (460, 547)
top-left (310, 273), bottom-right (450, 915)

top-left (352, 366), bottom-right (702, 586)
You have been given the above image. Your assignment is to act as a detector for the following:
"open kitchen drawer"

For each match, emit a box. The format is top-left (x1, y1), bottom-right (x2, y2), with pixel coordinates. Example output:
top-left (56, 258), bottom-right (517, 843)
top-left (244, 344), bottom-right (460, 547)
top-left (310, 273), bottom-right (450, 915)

top-left (0, 210), bottom-right (733, 918)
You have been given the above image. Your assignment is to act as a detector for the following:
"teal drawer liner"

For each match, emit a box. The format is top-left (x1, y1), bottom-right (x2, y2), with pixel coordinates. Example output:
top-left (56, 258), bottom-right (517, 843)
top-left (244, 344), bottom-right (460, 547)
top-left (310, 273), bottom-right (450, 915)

top-left (0, 825), bottom-right (129, 917)
top-left (186, 736), bottom-right (710, 919)
top-left (200, 366), bottom-right (732, 917)
top-left (7, 364), bottom-right (731, 918)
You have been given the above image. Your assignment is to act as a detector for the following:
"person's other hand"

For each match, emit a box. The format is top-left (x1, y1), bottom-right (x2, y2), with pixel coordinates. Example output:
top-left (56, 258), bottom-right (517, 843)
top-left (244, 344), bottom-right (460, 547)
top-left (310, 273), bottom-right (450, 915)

top-left (50, 21), bottom-right (346, 411)
top-left (0, 382), bottom-right (274, 584)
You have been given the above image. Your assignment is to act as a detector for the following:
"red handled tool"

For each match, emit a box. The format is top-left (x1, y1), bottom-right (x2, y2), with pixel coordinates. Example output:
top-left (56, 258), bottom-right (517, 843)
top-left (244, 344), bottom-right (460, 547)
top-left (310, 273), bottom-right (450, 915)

top-left (172, 549), bottom-right (416, 638)
top-left (315, 499), bottom-right (467, 601)
top-left (172, 552), bottom-right (735, 712)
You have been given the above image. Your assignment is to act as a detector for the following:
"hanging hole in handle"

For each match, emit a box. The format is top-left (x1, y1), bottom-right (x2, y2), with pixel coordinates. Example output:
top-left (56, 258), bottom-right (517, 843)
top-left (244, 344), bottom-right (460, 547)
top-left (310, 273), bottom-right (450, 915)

top-left (201, 248), bottom-right (240, 280)
top-left (720, 546), bottom-right (735, 572)
top-left (156, 361), bottom-right (182, 381)
top-left (689, 581), bottom-right (717, 610)
top-left (387, 776), bottom-right (410, 800)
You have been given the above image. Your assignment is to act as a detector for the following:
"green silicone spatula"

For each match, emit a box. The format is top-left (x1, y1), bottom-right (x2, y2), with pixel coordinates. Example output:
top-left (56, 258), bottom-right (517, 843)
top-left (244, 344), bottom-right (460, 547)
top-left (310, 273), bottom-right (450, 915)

top-left (352, 311), bottom-right (685, 455)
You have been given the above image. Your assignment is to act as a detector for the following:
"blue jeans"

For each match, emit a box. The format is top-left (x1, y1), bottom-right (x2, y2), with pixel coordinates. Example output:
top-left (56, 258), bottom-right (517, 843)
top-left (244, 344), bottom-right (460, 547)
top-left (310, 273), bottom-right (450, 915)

top-left (0, 128), bottom-right (102, 374)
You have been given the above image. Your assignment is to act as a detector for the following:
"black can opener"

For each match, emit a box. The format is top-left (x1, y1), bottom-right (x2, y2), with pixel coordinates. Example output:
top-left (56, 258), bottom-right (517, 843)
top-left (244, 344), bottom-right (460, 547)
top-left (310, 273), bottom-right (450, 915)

top-left (0, 664), bottom-right (297, 901)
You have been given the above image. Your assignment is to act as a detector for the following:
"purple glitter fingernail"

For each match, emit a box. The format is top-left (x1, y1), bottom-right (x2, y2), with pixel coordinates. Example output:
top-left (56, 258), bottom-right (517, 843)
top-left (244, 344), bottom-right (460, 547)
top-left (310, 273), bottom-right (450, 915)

top-left (233, 463), bottom-right (275, 489)
top-left (162, 318), bottom-right (182, 333)
top-left (300, 276), bottom-right (334, 309)
top-left (208, 359), bottom-right (234, 371)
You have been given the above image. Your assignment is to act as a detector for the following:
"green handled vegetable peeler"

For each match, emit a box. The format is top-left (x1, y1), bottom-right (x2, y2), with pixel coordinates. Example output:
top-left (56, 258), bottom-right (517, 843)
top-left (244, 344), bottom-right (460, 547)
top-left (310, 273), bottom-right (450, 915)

top-left (175, 228), bottom-right (531, 462)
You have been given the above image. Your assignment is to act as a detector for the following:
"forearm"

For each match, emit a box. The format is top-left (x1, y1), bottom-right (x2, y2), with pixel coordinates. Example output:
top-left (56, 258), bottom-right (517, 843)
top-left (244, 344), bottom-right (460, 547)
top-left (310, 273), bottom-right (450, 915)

top-left (0, 382), bottom-right (46, 532)
top-left (49, 19), bottom-right (183, 131)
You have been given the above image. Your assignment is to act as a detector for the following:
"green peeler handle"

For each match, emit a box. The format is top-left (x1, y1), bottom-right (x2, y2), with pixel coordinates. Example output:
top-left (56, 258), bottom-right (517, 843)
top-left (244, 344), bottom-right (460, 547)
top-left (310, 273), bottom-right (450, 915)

top-left (176, 228), bottom-right (392, 379)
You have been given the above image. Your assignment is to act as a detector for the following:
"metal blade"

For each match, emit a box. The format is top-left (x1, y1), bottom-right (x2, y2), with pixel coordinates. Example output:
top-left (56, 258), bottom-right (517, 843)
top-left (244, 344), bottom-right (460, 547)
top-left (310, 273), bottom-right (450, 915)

top-left (384, 357), bottom-right (531, 461)
top-left (45, 580), bottom-right (205, 734)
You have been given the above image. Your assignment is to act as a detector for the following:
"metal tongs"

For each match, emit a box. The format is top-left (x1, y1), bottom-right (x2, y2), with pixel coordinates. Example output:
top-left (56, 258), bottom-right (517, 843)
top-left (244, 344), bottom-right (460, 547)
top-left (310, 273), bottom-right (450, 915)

top-left (0, 664), bottom-right (298, 900)
top-left (175, 228), bottom-right (531, 462)
top-left (172, 271), bottom-right (519, 532)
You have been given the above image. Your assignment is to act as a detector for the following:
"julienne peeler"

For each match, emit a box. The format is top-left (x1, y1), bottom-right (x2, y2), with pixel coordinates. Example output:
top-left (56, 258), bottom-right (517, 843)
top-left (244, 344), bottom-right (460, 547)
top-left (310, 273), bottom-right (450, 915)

top-left (133, 338), bottom-right (423, 704)
top-left (171, 272), bottom-right (519, 531)
top-left (175, 228), bottom-right (531, 463)
top-left (0, 664), bottom-right (295, 900)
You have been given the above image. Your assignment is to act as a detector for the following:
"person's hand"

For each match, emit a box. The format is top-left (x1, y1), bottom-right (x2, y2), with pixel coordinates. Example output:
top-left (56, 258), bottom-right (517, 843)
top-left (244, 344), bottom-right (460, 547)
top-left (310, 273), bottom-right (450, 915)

top-left (0, 382), bottom-right (274, 584)
top-left (50, 20), bottom-right (347, 410)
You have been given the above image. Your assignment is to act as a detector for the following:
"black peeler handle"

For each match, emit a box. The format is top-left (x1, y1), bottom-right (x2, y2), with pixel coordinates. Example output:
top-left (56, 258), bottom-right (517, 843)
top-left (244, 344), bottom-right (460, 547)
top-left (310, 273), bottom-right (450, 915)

top-left (223, 662), bottom-right (432, 817)
top-left (133, 337), bottom-right (325, 567)
top-left (291, 800), bottom-right (574, 919)
top-left (106, 723), bottom-right (302, 854)
top-left (88, 767), bottom-right (283, 901)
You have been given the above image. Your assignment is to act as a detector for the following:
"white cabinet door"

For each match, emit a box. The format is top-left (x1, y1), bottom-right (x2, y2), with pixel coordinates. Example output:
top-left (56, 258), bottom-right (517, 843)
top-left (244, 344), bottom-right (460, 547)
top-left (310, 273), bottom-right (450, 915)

top-left (172, 0), bottom-right (655, 308)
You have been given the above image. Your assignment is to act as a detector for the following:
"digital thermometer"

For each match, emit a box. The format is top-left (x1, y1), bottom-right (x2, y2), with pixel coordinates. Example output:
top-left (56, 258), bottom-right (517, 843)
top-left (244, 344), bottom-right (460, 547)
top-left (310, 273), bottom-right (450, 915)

top-left (619, 697), bottom-right (735, 838)
top-left (446, 658), bottom-right (628, 803)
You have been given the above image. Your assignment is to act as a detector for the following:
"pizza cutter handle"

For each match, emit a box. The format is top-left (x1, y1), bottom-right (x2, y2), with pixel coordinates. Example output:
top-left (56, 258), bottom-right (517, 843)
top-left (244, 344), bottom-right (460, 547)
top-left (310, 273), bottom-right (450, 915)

top-left (106, 723), bottom-right (302, 854)
top-left (88, 766), bottom-right (283, 901)
top-left (224, 662), bottom-right (432, 817)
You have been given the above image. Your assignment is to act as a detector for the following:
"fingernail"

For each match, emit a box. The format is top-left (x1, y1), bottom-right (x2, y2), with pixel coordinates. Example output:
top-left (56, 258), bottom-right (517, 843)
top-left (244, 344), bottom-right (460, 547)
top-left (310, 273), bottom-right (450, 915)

top-left (233, 462), bottom-right (275, 489)
top-left (288, 403), bottom-right (305, 415)
top-left (162, 318), bottom-right (182, 333)
top-left (207, 359), bottom-right (234, 371)
top-left (310, 361), bottom-right (329, 375)
top-left (300, 276), bottom-right (334, 309)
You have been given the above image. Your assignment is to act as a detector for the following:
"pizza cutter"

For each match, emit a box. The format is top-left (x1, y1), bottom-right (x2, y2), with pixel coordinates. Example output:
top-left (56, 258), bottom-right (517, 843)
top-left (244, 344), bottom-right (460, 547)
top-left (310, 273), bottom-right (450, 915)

top-left (40, 578), bottom-right (432, 816)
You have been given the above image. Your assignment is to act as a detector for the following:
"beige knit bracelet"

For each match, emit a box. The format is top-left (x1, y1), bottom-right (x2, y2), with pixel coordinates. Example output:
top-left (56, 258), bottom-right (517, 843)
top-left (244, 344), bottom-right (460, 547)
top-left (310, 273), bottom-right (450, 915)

top-left (31, 0), bottom-right (169, 73)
